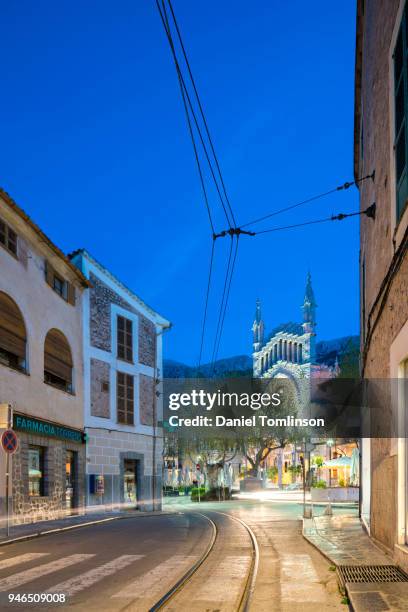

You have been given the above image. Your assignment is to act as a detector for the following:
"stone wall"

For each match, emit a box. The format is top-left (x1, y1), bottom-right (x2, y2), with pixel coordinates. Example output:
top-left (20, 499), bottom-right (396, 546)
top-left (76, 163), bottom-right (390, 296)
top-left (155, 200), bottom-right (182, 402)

top-left (89, 273), bottom-right (138, 351)
top-left (89, 273), bottom-right (156, 366)
top-left (139, 374), bottom-right (154, 426)
top-left (12, 432), bottom-right (85, 525)
top-left (139, 315), bottom-right (156, 367)
top-left (357, 0), bottom-right (407, 555)
top-left (85, 428), bottom-right (163, 511)
top-left (90, 358), bottom-right (110, 418)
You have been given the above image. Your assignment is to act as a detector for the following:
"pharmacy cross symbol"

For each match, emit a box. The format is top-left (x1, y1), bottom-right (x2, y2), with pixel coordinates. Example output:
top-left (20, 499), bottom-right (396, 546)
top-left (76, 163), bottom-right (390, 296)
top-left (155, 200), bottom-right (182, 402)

top-left (1, 429), bottom-right (18, 454)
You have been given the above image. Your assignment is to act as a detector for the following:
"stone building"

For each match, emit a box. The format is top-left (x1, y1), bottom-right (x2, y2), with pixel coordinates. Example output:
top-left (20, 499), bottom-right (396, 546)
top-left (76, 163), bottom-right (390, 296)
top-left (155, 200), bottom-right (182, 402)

top-left (0, 189), bottom-right (88, 524)
top-left (252, 272), bottom-right (337, 380)
top-left (355, 0), bottom-right (408, 570)
top-left (69, 250), bottom-right (170, 511)
top-left (252, 273), bottom-right (339, 486)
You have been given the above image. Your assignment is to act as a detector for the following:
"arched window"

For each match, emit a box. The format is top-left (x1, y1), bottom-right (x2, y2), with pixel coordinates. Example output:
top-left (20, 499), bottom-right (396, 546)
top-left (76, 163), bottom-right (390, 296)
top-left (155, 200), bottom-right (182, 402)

top-left (298, 344), bottom-right (303, 364)
top-left (274, 344), bottom-right (278, 363)
top-left (288, 342), bottom-right (292, 362)
top-left (283, 340), bottom-right (287, 361)
top-left (293, 342), bottom-right (298, 363)
top-left (44, 329), bottom-right (73, 392)
top-left (278, 339), bottom-right (282, 360)
top-left (0, 292), bottom-right (27, 372)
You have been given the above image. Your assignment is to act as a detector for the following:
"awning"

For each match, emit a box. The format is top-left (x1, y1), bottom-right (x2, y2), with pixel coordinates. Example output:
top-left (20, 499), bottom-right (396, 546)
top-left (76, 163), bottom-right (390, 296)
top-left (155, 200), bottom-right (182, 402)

top-left (322, 456), bottom-right (351, 468)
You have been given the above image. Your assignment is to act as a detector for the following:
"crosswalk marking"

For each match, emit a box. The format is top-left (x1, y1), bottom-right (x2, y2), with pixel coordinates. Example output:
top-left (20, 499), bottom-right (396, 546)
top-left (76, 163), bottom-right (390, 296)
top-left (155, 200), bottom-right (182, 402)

top-left (0, 554), bottom-right (94, 591)
top-left (195, 555), bottom-right (251, 602)
top-left (46, 555), bottom-right (143, 596)
top-left (112, 555), bottom-right (198, 599)
top-left (280, 553), bottom-right (326, 603)
top-left (0, 553), bottom-right (48, 570)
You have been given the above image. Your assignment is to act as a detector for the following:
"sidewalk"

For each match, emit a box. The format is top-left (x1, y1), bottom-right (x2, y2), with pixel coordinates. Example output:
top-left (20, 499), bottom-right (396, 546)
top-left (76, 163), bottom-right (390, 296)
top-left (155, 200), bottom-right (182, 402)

top-left (0, 508), bottom-right (173, 545)
top-left (303, 515), bottom-right (408, 611)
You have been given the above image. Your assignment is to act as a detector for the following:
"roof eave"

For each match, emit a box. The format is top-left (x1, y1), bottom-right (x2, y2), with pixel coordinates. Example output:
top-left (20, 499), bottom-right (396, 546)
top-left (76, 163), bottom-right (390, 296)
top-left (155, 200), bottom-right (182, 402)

top-left (0, 189), bottom-right (90, 288)
top-left (69, 248), bottom-right (170, 325)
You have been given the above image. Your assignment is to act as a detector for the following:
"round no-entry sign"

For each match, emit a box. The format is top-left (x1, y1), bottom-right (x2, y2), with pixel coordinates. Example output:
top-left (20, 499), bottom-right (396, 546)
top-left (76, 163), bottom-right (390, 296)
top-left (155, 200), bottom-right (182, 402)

top-left (1, 429), bottom-right (18, 454)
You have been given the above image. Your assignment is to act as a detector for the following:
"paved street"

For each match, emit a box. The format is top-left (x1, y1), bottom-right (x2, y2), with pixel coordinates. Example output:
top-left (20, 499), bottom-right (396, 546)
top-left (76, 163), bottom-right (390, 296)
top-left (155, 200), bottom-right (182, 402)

top-left (0, 499), bottom-right (352, 611)
top-left (0, 513), bottom-right (211, 611)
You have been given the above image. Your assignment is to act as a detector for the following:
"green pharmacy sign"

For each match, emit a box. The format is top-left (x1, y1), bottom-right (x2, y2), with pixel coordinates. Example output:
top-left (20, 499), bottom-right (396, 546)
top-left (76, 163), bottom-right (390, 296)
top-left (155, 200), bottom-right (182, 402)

top-left (13, 414), bottom-right (85, 444)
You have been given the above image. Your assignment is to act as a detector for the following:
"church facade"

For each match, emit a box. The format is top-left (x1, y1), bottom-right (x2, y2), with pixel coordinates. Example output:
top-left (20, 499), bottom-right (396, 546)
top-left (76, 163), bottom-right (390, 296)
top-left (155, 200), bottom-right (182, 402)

top-left (252, 273), bottom-right (337, 380)
top-left (251, 273), bottom-right (339, 487)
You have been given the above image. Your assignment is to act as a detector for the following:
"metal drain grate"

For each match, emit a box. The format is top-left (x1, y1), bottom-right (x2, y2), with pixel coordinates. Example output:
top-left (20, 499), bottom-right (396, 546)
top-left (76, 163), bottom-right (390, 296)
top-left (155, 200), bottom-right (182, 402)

top-left (337, 565), bottom-right (408, 584)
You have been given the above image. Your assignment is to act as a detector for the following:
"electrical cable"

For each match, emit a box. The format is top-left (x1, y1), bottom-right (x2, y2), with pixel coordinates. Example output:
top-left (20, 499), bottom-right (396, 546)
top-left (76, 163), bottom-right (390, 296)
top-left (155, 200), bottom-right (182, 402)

top-left (212, 235), bottom-right (240, 367)
top-left (157, 0), bottom-right (234, 229)
top-left (210, 236), bottom-right (235, 372)
top-left (156, 2), bottom-right (375, 372)
top-left (197, 239), bottom-right (215, 371)
top-left (158, 1), bottom-right (214, 234)
top-left (239, 172), bottom-right (375, 229)
top-left (253, 205), bottom-right (375, 236)
top-left (166, 0), bottom-right (237, 228)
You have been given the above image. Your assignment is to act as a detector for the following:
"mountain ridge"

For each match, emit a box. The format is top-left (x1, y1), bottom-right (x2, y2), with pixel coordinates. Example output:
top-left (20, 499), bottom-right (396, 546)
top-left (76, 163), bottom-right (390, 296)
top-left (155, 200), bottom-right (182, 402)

top-left (164, 334), bottom-right (359, 378)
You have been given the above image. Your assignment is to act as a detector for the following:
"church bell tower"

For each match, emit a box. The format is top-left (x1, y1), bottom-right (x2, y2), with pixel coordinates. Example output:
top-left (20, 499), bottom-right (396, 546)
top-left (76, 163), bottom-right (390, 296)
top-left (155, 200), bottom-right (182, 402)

top-left (301, 272), bottom-right (317, 361)
top-left (252, 298), bottom-right (264, 352)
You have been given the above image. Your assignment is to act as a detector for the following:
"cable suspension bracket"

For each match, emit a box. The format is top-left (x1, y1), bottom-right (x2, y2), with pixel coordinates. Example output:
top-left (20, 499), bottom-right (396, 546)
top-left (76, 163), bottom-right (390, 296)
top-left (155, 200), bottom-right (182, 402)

top-left (213, 227), bottom-right (256, 241)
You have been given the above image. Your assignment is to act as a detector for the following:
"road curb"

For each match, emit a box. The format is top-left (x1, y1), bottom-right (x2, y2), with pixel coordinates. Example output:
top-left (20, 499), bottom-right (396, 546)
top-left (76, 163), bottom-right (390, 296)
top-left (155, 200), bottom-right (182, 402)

top-left (302, 528), bottom-right (336, 566)
top-left (0, 511), bottom-right (177, 547)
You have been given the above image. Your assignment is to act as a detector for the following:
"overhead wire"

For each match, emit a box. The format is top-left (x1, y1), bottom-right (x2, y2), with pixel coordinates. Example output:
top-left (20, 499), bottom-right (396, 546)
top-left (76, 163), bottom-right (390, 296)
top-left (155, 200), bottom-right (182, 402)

top-left (210, 236), bottom-right (235, 372)
top-left (156, 2), bottom-right (374, 374)
top-left (239, 172), bottom-right (375, 229)
top-left (197, 239), bottom-right (215, 371)
top-left (166, 0), bottom-right (237, 228)
top-left (157, 0), bottom-right (233, 229)
top-left (253, 204), bottom-right (376, 236)
top-left (157, 0), bottom-right (239, 371)
top-left (157, 1), bottom-right (214, 234)
top-left (212, 235), bottom-right (240, 368)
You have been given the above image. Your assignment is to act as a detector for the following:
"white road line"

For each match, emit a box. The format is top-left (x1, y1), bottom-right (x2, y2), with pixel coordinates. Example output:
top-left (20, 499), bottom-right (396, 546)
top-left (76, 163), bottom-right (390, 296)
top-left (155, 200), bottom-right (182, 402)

top-left (112, 555), bottom-right (198, 599)
top-left (0, 553), bottom-right (48, 570)
top-left (0, 554), bottom-right (94, 591)
top-left (47, 555), bottom-right (143, 596)
top-left (195, 555), bottom-right (251, 602)
top-left (280, 554), bottom-right (326, 603)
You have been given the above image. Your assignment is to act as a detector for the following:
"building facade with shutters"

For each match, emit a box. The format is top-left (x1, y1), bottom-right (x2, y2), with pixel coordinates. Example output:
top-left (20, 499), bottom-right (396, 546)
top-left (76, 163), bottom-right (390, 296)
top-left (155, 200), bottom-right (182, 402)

top-left (355, 0), bottom-right (408, 570)
top-left (69, 250), bottom-right (170, 512)
top-left (0, 189), bottom-right (89, 525)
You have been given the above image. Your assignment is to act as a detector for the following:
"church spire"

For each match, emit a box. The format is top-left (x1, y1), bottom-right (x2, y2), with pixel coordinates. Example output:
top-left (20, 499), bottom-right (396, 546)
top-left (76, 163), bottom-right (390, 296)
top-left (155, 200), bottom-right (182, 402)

top-left (252, 298), bottom-right (264, 352)
top-left (255, 297), bottom-right (262, 324)
top-left (301, 271), bottom-right (317, 334)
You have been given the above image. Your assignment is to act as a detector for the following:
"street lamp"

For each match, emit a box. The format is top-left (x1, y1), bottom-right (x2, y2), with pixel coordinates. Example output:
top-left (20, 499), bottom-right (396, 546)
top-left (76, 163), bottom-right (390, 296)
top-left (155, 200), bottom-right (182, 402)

top-left (327, 438), bottom-right (334, 487)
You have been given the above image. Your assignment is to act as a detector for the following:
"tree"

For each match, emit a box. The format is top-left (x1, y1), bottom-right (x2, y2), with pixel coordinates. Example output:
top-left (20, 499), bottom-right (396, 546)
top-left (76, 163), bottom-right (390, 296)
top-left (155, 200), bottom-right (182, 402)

top-left (235, 377), bottom-right (304, 477)
top-left (312, 455), bottom-right (324, 481)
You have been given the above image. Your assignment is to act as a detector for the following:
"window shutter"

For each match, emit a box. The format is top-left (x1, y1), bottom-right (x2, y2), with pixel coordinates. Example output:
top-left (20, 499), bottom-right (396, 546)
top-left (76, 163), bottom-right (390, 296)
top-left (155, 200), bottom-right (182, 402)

top-left (0, 293), bottom-right (26, 358)
top-left (45, 261), bottom-right (54, 287)
top-left (18, 238), bottom-right (29, 268)
top-left (67, 282), bottom-right (76, 306)
top-left (44, 329), bottom-right (73, 383)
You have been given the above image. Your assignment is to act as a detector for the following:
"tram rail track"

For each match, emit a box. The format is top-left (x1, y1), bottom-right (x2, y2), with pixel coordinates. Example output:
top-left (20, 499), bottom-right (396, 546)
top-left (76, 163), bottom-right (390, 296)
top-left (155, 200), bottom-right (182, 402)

top-left (148, 510), bottom-right (259, 612)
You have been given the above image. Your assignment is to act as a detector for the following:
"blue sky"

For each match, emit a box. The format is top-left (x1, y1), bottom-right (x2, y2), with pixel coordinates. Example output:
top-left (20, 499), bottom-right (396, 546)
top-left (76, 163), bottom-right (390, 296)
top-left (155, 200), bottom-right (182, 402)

top-left (1, 1), bottom-right (358, 365)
